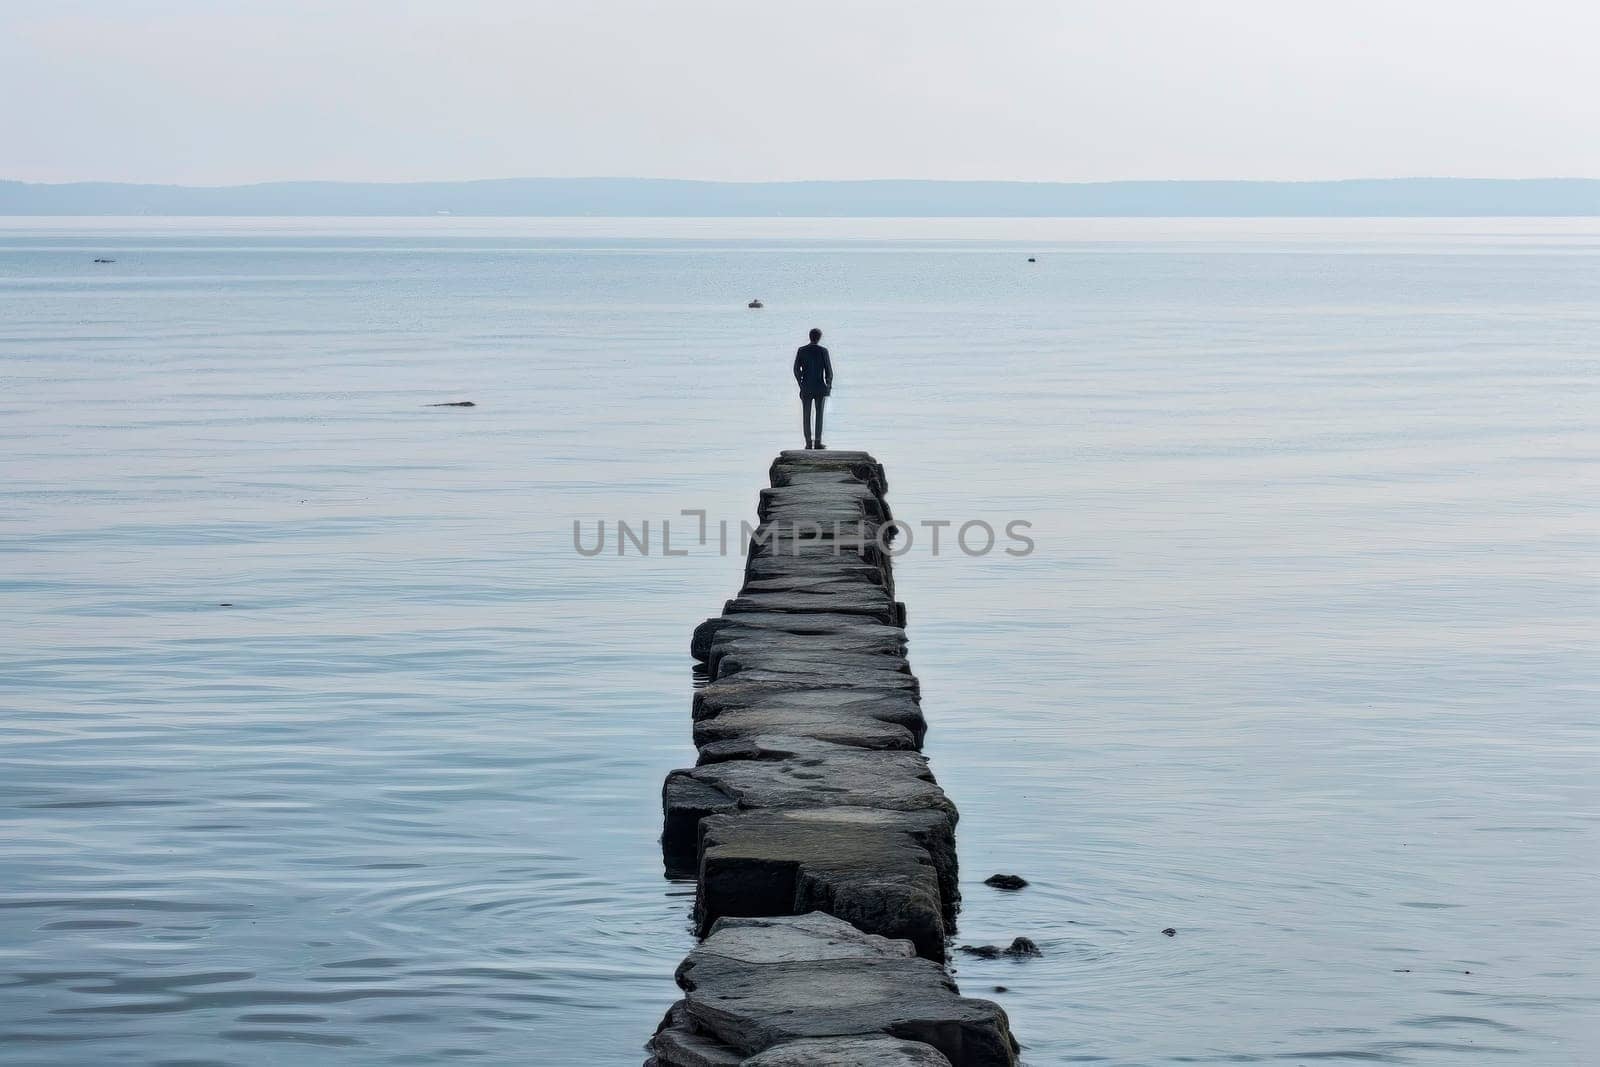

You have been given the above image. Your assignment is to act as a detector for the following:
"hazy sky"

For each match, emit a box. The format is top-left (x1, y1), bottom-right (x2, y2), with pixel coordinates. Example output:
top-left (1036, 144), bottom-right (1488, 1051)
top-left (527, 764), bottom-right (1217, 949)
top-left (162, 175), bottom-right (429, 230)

top-left (3, 0), bottom-right (1596, 185)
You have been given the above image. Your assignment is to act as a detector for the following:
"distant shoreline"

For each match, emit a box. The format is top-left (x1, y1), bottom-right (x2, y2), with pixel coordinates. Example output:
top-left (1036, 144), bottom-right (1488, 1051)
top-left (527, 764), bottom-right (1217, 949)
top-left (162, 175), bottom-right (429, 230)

top-left (3, 177), bottom-right (1597, 217)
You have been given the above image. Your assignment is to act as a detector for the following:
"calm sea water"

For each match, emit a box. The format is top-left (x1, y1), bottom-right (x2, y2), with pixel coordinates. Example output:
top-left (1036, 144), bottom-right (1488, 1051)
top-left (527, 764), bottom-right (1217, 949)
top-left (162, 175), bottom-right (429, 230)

top-left (0, 217), bottom-right (1595, 1065)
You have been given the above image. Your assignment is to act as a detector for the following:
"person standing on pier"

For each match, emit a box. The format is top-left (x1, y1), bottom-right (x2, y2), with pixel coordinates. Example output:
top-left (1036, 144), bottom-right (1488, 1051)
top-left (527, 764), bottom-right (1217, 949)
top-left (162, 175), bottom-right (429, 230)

top-left (793, 328), bottom-right (833, 449)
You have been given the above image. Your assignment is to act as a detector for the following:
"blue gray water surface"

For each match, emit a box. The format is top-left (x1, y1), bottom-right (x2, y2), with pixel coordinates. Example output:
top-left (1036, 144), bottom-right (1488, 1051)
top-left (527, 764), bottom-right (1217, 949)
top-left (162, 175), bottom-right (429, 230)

top-left (0, 217), bottom-right (1596, 1065)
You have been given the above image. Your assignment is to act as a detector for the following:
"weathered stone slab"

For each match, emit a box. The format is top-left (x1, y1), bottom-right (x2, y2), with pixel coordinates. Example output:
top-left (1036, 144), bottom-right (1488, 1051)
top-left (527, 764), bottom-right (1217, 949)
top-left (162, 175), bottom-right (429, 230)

top-left (768, 468), bottom-right (884, 494)
top-left (704, 633), bottom-right (915, 684)
top-left (692, 613), bottom-right (905, 664)
top-left (696, 808), bottom-right (958, 959)
top-left (773, 447), bottom-right (881, 460)
top-left (708, 669), bottom-right (914, 700)
top-left (690, 710), bottom-right (919, 753)
top-left (711, 646), bottom-right (912, 682)
top-left (692, 682), bottom-right (922, 717)
top-left (747, 533), bottom-right (888, 569)
top-left (692, 733), bottom-right (907, 765)
top-left (681, 959), bottom-right (1002, 1057)
top-left (770, 450), bottom-right (889, 495)
top-left (740, 574), bottom-right (885, 598)
top-left (760, 489), bottom-right (879, 515)
top-left (744, 1037), bottom-right (953, 1066)
top-left (698, 611), bottom-right (901, 641)
top-left (697, 668), bottom-right (915, 710)
top-left (724, 586), bottom-right (899, 624)
top-left (698, 670), bottom-right (917, 710)
top-left (662, 748), bottom-right (947, 831)
top-left (692, 687), bottom-right (926, 747)
top-left (691, 910), bottom-right (915, 962)
top-left (759, 482), bottom-right (888, 522)
top-left (672, 742), bottom-right (949, 815)
top-left (743, 553), bottom-right (893, 597)
top-left (744, 554), bottom-right (885, 582)
top-left (753, 515), bottom-right (881, 541)
top-left (703, 638), bottom-right (909, 686)
top-left (648, 1013), bottom-right (954, 1067)
top-left (662, 741), bottom-right (956, 876)
top-left (648, 914), bottom-right (1015, 1066)
top-left (745, 520), bottom-right (891, 556)
top-left (703, 631), bottom-right (911, 678)
top-left (647, 1002), bottom-right (743, 1066)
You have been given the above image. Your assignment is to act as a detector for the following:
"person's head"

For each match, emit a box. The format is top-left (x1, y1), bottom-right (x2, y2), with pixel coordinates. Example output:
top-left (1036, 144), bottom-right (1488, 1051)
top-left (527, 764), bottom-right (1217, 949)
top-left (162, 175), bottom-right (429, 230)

top-left (809, 328), bottom-right (822, 343)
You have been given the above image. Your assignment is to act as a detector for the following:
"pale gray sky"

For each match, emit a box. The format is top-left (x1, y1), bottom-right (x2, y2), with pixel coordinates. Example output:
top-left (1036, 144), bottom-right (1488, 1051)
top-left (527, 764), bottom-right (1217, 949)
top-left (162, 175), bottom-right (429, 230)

top-left (2, 0), bottom-right (1596, 185)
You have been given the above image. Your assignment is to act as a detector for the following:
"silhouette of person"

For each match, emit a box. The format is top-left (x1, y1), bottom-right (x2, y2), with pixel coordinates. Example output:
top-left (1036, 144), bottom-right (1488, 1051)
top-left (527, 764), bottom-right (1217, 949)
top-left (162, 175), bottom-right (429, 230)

top-left (793, 328), bottom-right (833, 449)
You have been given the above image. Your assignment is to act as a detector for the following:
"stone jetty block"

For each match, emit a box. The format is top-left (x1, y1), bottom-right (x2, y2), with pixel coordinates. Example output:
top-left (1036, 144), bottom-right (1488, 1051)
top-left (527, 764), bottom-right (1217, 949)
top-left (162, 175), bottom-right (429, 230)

top-left (695, 807), bottom-right (956, 958)
top-left (661, 743), bottom-right (957, 889)
top-left (646, 914), bottom-right (1018, 1066)
top-left (652, 451), bottom-right (1017, 1065)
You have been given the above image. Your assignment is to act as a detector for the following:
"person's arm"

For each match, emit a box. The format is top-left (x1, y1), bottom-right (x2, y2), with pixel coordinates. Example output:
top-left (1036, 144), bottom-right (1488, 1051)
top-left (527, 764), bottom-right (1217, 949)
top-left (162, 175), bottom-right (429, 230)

top-left (822, 349), bottom-right (833, 388)
top-left (794, 348), bottom-right (804, 385)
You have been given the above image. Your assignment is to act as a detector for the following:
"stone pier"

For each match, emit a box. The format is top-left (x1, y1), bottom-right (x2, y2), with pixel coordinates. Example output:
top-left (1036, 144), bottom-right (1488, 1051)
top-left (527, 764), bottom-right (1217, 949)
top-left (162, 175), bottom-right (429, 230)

top-left (647, 451), bottom-right (1020, 1066)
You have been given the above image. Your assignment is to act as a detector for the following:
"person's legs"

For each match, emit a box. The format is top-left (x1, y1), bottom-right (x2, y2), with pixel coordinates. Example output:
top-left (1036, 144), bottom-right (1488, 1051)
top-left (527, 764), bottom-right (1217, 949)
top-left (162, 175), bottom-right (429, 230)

top-left (813, 397), bottom-right (826, 447)
top-left (801, 397), bottom-right (814, 447)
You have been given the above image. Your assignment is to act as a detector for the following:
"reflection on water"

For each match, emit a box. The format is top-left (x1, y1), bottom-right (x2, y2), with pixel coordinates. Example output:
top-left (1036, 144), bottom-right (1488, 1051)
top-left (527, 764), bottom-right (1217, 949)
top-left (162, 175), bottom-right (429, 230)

top-left (0, 218), bottom-right (1595, 1064)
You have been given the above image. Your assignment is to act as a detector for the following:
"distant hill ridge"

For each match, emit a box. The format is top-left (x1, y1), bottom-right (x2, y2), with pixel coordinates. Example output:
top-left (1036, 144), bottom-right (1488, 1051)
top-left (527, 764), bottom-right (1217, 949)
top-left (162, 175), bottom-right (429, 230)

top-left (1, 177), bottom-right (1595, 216)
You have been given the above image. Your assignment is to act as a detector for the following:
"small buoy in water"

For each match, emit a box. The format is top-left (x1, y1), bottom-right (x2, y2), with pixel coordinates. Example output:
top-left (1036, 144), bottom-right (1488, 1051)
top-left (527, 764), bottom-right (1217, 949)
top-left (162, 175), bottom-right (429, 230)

top-left (748, 299), bottom-right (764, 309)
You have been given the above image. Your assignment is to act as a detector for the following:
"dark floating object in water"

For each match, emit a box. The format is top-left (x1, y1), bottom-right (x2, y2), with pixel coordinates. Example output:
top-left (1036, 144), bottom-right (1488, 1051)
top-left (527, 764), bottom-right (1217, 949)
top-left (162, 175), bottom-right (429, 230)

top-left (1161, 927), bottom-right (1177, 937)
top-left (94, 258), bottom-right (115, 263)
top-left (747, 299), bottom-right (764, 308)
top-left (218, 603), bottom-right (233, 607)
top-left (426, 401), bottom-right (476, 407)
top-left (993, 985), bottom-right (1008, 993)
top-left (959, 937), bottom-right (1042, 959)
top-left (1027, 257), bottom-right (1036, 263)
top-left (985, 873), bottom-right (1029, 890)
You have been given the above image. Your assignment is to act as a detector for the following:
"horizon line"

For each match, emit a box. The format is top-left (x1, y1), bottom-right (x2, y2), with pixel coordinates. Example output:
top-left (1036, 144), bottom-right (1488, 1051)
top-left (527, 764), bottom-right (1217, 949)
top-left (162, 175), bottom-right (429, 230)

top-left (6, 175), bottom-right (1600, 190)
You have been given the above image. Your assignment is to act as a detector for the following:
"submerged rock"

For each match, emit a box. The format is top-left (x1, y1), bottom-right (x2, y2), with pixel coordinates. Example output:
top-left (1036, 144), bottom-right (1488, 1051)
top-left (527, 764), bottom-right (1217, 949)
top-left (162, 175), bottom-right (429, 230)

top-left (984, 873), bottom-right (1028, 891)
top-left (959, 938), bottom-right (1042, 959)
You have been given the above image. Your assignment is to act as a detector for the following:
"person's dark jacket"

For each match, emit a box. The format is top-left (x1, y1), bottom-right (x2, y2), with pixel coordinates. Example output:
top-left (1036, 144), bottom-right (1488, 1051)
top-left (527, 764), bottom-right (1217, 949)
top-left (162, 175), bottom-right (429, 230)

top-left (794, 344), bottom-right (833, 398)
